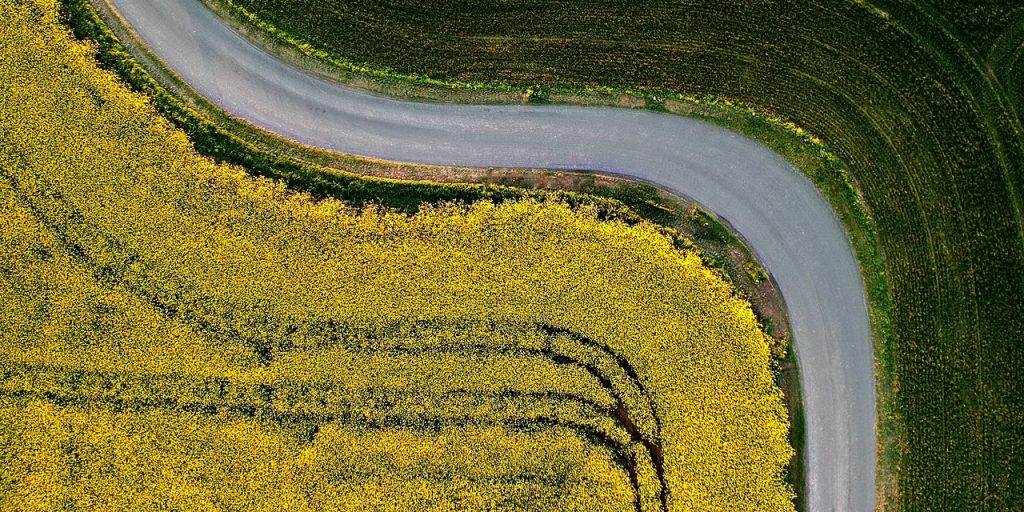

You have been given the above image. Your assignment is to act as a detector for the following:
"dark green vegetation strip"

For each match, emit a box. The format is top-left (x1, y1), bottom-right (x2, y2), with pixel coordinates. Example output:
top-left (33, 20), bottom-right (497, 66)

top-left (212, 0), bottom-right (1024, 509)
top-left (58, 1), bottom-right (579, 215)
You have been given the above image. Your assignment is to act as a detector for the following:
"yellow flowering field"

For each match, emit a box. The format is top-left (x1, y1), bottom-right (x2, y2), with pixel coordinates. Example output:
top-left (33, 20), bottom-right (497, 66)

top-left (0, 1), bottom-right (793, 510)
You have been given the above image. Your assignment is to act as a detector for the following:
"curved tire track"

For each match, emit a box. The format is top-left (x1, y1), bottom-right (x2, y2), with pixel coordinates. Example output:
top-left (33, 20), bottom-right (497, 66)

top-left (3, 163), bottom-right (665, 509)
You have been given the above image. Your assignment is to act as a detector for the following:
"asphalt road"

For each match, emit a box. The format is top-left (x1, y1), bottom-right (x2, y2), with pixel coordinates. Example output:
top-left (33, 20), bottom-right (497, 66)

top-left (104, 0), bottom-right (876, 509)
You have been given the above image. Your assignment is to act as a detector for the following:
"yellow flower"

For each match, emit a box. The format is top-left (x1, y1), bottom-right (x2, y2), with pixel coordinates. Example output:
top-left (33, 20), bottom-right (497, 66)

top-left (0, 1), bottom-right (793, 510)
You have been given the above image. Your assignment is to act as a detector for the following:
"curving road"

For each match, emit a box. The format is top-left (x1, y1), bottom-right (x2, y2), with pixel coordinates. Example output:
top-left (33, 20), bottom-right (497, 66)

top-left (101, 0), bottom-right (876, 510)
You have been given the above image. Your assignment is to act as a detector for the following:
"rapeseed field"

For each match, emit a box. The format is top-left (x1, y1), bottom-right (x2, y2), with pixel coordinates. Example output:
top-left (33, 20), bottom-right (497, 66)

top-left (0, 1), bottom-right (793, 510)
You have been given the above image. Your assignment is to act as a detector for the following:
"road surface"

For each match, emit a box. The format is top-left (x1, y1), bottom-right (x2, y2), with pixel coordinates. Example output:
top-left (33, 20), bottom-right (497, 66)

top-left (101, 0), bottom-right (877, 509)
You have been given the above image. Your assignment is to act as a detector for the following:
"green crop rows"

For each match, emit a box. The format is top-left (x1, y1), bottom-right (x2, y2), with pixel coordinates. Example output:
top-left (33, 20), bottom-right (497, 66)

top-left (208, 0), bottom-right (1024, 509)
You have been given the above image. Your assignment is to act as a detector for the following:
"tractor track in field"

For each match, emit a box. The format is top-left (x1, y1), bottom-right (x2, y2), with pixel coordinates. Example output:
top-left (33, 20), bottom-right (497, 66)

top-left (0, 357), bottom-right (656, 510)
top-left (87, 0), bottom-right (876, 510)
top-left (2, 162), bottom-right (667, 509)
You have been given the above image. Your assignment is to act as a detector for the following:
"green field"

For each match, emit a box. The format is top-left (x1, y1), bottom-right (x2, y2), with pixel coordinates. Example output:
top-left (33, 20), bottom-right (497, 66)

top-left (205, 0), bottom-right (1024, 509)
